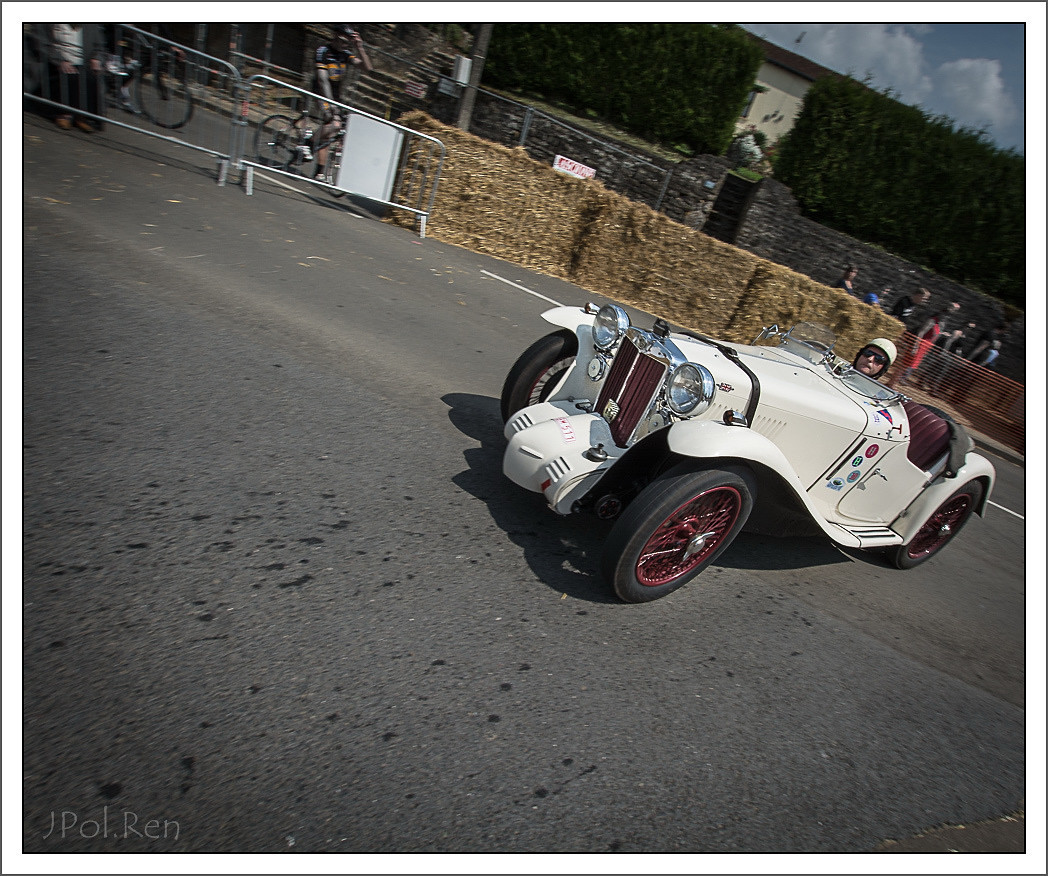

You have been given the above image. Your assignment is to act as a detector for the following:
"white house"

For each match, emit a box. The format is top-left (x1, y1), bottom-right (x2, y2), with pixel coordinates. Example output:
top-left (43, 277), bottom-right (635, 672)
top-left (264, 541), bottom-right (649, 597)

top-left (736, 35), bottom-right (840, 146)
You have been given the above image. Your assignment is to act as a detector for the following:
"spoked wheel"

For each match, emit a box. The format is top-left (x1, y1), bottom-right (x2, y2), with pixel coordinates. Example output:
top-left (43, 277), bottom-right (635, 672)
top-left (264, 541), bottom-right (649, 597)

top-left (135, 53), bottom-right (193, 128)
top-left (254, 115), bottom-right (313, 174)
top-left (500, 330), bottom-right (578, 422)
top-left (889, 480), bottom-right (983, 570)
top-left (603, 465), bottom-right (755, 603)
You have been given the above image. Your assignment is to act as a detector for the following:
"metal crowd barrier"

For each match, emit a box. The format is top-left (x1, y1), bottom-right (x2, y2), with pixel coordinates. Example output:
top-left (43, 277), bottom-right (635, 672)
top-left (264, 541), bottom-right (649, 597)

top-left (237, 74), bottom-right (446, 237)
top-left (884, 332), bottom-right (1024, 456)
top-left (23, 24), bottom-right (245, 184)
top-left (472, 88), bottom-right (676, 212)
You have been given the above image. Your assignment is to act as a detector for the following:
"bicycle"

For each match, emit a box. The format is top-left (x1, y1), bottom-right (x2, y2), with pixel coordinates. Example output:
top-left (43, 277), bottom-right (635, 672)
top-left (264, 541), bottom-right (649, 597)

top-left (254, 109), bottom-right (347, 197)
top-left (104, 33), bottom-right (194, 129)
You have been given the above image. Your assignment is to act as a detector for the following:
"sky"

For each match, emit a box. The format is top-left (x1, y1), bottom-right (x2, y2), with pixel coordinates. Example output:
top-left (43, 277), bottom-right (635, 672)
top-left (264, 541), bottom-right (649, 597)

top-left (742, 21), bottom-right (1029, 154)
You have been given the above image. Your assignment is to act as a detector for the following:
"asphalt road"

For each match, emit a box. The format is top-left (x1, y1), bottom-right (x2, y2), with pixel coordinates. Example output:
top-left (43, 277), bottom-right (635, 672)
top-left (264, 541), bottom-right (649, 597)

top-left (15, 108), bottom-right (1028, 858)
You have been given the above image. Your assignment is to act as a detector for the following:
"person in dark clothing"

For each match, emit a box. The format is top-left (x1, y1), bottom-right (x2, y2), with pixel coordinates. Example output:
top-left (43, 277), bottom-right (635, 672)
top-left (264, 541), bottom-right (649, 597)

top-left (888, 287), bottom-right (930, 323)
top-left (967, 324), bottom-right (1007, 364)
top-left (833, 265), bottom-right (858, 296)
top-left (48, 24), bottom-right (104, 131)
top-left (918, 323), bottom-right (971, 393)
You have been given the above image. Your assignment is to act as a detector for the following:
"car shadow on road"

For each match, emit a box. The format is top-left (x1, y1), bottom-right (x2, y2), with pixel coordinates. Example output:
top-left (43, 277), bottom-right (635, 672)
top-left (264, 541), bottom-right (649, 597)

top-left (444, 393), bottom-right (867, 603)
top-left (443, 392), bottom-right (618, 604)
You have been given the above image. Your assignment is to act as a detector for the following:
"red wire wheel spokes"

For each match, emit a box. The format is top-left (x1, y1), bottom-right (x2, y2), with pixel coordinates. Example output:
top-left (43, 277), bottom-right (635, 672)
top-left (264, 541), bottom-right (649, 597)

top-left (635, 485), bottom-right (743, 587)
top-left (905, 491), bottom-right (973, 561)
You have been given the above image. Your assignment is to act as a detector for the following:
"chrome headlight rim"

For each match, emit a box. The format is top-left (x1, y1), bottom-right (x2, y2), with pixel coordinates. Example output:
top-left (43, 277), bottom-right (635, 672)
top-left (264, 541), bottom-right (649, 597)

top-left (592, 305), bottom-right (630, 350)
top-left (665, 362), bottom-right (716, 416)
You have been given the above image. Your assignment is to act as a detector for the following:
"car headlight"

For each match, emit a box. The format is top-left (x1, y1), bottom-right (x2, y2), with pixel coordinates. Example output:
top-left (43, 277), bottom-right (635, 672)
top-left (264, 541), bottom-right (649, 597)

top-left (666, 363), bottom-right (716, 415)
top-left (592, 305), bottom-right (630, 350)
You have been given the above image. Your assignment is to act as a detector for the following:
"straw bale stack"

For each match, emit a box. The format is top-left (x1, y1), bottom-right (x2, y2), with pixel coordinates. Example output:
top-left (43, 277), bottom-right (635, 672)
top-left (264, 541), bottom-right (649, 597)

top-left (391, 113), bottom-right (903, 356)
top-left (728, 262), bottom-right (904, 356)
top-left (394, 112), bottom-right (586, 278)
top-left (567, 195), bottom-right (759, 337)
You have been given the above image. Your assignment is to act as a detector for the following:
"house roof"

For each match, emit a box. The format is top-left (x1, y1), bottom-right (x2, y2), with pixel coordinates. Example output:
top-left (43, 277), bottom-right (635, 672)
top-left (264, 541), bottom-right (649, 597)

top-left (746, 34), bottom-right (839, 83)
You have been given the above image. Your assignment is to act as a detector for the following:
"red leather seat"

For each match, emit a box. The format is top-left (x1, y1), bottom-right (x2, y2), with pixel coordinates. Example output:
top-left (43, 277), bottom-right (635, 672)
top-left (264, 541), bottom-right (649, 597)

top-left (904, 401), bottom-right (951, 470)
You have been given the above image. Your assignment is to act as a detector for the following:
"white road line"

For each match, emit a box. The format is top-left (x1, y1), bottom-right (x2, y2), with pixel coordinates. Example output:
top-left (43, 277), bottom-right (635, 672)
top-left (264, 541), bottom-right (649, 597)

top-left (253, 170), bottom-right (360, 214)
top-left (988, 501), bottom-right (1024, 520)
top-left (480, 270), bottom-right (563, 307)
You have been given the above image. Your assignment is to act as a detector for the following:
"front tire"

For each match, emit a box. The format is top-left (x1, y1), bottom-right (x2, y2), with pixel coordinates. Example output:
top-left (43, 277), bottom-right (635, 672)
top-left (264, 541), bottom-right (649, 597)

top-left (254, 115), bottom-right (314, 175)
top-left (603, 465), bottom-right (755, 603)
top-left (500, 330), bottom-right (578, 422)
top-left (889, 480), bottom-right (983, 569)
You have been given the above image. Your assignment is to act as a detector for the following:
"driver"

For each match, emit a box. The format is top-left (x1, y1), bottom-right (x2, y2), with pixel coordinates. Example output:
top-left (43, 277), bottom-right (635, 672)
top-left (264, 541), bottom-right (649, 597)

top-left (852, 338), bottom-right (897, 380)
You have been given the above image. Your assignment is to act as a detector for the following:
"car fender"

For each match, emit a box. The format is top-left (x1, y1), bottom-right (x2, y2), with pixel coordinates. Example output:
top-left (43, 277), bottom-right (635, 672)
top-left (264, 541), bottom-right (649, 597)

top-left (666, 418), bottom-right (803, 480)
top-left (664, 418), bottom-right (872, 547)
top-left (541, 305), bottom-right (596, 335)
top-left (891, 452), bottom-right (997, 542)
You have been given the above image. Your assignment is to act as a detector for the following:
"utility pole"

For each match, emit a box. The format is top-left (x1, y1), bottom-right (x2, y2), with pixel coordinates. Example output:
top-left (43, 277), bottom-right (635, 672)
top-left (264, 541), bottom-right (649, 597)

top-left (456, 23), bottom-right (493, 132)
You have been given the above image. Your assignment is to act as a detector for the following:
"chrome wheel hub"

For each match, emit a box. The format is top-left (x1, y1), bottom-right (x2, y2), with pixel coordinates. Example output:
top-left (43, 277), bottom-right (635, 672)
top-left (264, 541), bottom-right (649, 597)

top-left (683, 531), bottom-right (717, 559)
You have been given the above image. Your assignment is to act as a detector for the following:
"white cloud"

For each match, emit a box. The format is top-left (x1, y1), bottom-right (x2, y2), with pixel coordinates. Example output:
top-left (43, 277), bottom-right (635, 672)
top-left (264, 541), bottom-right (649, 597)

top-left (743, 23), bottom-right (1023, 148)
top-left (751, 24), bottom-right (934, 102)
top-left (932, 58), bottom-right (1018, 132)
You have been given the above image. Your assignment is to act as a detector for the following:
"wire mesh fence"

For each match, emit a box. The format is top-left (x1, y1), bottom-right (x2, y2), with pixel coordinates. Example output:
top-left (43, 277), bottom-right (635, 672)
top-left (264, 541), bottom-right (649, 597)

top-left (884, 332), bottom-right (1023, 456)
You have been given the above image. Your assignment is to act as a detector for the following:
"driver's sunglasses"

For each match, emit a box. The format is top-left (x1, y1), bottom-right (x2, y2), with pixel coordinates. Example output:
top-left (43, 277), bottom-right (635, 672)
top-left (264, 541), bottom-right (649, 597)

top-left (860, 349), bottom-right (888, 364)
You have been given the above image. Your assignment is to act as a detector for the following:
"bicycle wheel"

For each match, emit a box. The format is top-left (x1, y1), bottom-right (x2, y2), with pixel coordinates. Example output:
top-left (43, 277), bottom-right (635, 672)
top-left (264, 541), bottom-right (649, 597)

top-left (135, 51), bottom-right (193, 129)
top-left (254, 114), bottom-right (296, 169)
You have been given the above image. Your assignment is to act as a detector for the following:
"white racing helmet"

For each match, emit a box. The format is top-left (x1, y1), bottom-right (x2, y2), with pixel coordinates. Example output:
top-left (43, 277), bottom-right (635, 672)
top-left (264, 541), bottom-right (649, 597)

top-left (854, 338), bottom-right (897, 378)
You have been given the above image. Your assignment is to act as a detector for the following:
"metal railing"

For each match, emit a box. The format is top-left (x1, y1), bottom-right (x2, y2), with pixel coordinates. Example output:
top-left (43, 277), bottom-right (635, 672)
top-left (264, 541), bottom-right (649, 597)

top-left (884, 332), bottom-right (1024, 456)
top-left (236, 75), bottom-right (446, 237)
top-left (24, 27), bottom-right (446, 237)
top-left (468, 89), bottom-right (676, 212)
top-left (23, 24), bottom-right (245, 183)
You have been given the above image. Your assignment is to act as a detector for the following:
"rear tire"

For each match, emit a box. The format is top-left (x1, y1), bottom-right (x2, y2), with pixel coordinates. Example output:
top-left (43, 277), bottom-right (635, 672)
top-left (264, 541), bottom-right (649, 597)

top-left (500, 331), bottom-right (578, 422)
top-left (603, 464), bottom-right (755, 603)
top-left (135, 54), bottom-right (193, 128)
top-left (889, 479), bottom-right (983, 569)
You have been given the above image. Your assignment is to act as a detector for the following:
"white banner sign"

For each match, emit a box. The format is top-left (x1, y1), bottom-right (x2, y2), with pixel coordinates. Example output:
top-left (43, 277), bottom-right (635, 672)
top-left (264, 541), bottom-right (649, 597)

top-left (553, 155), bottom-right (596, 179)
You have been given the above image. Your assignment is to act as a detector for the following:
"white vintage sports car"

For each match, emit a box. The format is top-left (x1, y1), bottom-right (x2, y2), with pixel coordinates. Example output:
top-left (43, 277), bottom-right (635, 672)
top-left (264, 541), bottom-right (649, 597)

top-left (501, 304), bottom-right (996, 603)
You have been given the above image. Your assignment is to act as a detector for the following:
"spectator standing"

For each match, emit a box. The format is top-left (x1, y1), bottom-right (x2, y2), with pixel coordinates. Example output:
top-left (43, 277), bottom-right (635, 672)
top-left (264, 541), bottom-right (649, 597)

top-left (919, 323), bottom-right (971, 394)
top-left (833, 266), bottom-right (858, 296)
top-left (967, 323), bottom-right (1007, 365)
top-left (949, 324), bottom-right (1006, 405)
top-left (938, 300), bottom-right (962, 332)
top-left (48, 24), bottom-right (103, 131)
top-left (889, 306), bottom-right (949, 388)
top-left (888, 287), bottom-right (930, 325)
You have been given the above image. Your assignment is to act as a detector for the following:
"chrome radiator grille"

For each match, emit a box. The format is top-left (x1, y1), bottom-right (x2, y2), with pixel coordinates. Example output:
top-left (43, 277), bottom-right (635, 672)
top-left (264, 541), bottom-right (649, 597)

top-left (595, 334), bottom-right (668, 447)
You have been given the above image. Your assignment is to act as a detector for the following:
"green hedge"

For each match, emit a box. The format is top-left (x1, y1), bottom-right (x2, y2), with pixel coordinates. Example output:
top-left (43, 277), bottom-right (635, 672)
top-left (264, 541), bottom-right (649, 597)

top-left (484, 23), bottom-right (762, 156)
top-left (773, 76), bottom-right (1025, 307)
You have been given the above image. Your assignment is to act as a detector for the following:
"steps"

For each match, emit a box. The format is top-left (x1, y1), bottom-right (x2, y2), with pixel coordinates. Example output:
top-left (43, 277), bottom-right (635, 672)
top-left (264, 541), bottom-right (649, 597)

top-left (703, 173), bottom-right (758, 244)
top-left (348, 25), bottom-right (466, 121)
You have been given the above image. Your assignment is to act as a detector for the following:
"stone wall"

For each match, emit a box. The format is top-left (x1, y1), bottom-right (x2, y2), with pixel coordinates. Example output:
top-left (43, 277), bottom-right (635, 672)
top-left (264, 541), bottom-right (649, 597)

top-left (737, 179), bottom-right (1025, 382)
top-left (451, 91), bottom-right (1024, 383)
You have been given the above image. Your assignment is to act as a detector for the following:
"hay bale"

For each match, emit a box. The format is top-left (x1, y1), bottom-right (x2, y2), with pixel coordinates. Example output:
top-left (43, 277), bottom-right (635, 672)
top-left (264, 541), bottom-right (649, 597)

top-left (568, 195), bottom-right (759, 336)
top-left (390, 113), bottom-right (904, 356)
top-left (727, 262), bottom-right (903, 352)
